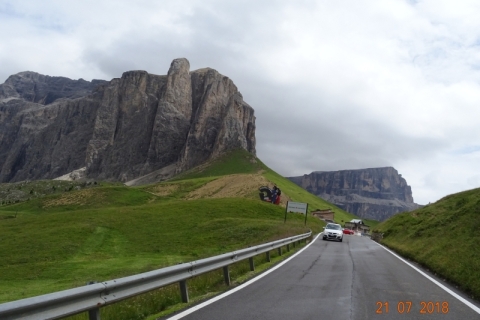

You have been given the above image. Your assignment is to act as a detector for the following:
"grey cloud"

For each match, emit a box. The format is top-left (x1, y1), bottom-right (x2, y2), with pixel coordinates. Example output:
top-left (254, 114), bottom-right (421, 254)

top-left (3, 0), bottom-right (480, 204)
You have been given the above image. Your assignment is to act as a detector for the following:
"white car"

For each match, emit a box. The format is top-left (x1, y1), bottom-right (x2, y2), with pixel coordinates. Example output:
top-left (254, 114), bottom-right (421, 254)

top-left (322, 223), bottom-right (343, 242)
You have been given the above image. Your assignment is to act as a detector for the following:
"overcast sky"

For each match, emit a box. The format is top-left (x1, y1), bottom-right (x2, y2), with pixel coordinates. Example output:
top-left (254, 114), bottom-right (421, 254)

top-left (2, 0), bottom-right (480, 205)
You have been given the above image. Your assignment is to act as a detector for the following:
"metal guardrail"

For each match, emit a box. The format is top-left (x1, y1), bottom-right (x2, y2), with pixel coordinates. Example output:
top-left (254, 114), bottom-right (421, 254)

top-left (0, 231), bottom-right (312, 320)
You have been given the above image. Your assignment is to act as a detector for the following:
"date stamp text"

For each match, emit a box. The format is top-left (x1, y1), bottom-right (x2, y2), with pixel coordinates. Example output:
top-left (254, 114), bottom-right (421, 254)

top-left (376, 301), bottom-right (449, 314)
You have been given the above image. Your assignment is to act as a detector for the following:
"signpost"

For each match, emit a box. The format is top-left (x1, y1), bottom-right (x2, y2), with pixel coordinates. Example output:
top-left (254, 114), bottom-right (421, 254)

top-left (285, 201), bottom-right (309, 225)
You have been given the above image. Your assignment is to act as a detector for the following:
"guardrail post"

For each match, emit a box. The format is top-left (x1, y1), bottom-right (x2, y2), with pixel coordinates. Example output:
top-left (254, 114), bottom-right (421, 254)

top-left (266, 251), bottom-right (271, 262)
top-left (249, 257), bottom-right (255, 271)
top-left (287, 244), bottom-right (290, 252)
top-left (86, 281), bottom-right (100, 320)
top-left (278, 247), bottom-right (282, 256)
top-left (179, 280), bottom-right (189, 303)
top-left (223, 266), bottom-right (231, 286)
top-left (88, 308), bottom-right (101, 320)
top-left (293, 241), bottom-right (296, 248)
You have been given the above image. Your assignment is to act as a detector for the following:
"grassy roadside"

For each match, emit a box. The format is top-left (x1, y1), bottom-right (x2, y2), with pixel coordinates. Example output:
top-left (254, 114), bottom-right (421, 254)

top-left (63, 236), bottom-right (311, 320)
top-left (373, 187), bottom-right (480, 300)
top-left (145, 238), bottom-right (310, 320)
top-left (0, 196), bottom-right (320, 302)
top-left (0, 148), bottom-right (357, 319)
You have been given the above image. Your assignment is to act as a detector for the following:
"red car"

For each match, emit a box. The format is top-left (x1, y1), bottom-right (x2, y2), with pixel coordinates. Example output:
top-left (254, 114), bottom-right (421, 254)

top-left (343, 228), bottom-right (354, 235)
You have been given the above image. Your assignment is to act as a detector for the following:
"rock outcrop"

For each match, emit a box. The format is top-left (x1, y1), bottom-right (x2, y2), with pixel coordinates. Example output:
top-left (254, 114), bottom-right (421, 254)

top-left (0, 71), bottom-right (107, 104)
top-left (0, 58), bottom-right (256, 183)
top-left (288, 167), bottom-right (421, 221)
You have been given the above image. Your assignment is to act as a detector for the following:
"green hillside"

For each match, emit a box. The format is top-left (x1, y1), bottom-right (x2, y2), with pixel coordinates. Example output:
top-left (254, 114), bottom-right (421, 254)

top-left (173, 149), bottom-right (356, 222)
top-left (0, 148), bottom-right (355, 319)
top-left (171, 148), bottom-right (269, 180)
top-left (374, 187), bottom-right (480, 300)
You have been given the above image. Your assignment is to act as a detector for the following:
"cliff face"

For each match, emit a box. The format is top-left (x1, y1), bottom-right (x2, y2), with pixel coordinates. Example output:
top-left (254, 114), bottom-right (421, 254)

top-left (288, 167), bottom-right (421, 221)
top-left (0, 58), bottom-right (256, 183)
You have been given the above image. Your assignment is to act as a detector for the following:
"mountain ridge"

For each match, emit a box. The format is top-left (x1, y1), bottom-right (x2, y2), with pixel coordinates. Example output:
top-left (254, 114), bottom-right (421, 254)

top-left (288, 166), bottom-right (421, 221)
top-left (0, 58), bottom-right (256, 183)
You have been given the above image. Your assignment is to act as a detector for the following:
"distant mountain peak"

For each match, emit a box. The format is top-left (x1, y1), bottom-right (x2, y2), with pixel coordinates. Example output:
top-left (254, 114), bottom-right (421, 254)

top-left (288, 167), bottom-right (421, 221)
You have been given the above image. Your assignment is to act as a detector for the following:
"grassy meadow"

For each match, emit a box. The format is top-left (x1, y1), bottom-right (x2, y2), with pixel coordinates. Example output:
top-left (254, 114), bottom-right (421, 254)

top-left (374, 187), bottom-right (480, 300)
top-left (0, 149), bottom-right (355, 319)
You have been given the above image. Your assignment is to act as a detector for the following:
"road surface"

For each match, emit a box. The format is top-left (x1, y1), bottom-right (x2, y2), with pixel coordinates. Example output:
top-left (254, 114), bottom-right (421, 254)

top-left (166, 234), bottom-right (480, 320)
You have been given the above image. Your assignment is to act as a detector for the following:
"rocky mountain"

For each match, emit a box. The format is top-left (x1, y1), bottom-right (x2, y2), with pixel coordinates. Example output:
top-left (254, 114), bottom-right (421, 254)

top-left (288, 167), bottom-right (421, 221)
top-left (0, 58), bottom-right (256, 183)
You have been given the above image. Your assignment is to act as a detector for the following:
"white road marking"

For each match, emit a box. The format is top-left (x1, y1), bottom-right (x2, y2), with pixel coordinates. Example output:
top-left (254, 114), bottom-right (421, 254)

top-left (376, 242), bottom-right (480, 314)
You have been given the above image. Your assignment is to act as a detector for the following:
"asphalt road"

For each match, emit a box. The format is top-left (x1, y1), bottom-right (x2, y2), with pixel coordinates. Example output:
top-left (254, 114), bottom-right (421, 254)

top-left (167, 234), bottom-right (480, 320)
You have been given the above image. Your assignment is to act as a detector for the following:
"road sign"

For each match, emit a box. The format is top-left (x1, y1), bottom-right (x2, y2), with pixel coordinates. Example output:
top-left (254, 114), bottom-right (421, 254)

top-left (286, 201), bottom-right (308, 214)
top-left (285, 201), bottom-right (309, 225)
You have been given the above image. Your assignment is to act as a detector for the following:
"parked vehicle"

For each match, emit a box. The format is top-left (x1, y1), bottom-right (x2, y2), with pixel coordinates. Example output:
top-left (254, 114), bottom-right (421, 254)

top-left (343, 228), bottom-right (354, 235)
top-left (323, 223), bottom-right (343, 242)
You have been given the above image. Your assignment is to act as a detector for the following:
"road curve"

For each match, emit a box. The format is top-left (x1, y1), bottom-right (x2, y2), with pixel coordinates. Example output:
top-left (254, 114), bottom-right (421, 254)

top-left (166, 234), bottom-right (480, 320)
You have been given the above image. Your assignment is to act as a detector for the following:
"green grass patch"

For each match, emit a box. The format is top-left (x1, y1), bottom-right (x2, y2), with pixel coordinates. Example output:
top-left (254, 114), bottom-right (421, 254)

top-left (374, 187), bottom-right (480, 300)
top-left (62, 240), bottom-right (309, 320)
top-left (172, 149), bottom-right (267, 180)
top-left (363, 218), bottom-right (380, 228)
top-left (0, 180), bottom-right (117, 206)
top-left (1, 185), bottom-right (155, 214)
top-left (140, 177), bottom-right (217, 201)
top-left (0, 196), bottom-right (320, 303)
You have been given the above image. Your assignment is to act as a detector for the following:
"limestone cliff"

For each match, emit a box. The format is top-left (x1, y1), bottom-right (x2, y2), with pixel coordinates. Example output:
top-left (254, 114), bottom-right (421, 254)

top-left (0, 58), bottom-right (256, 183)
top-left (288, 167), bottom-right (421, 221)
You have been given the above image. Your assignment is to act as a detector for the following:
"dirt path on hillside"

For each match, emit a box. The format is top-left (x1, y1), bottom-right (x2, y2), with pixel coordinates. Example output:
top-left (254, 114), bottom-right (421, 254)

top-left (185, 174), bottom-right (290, 207)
